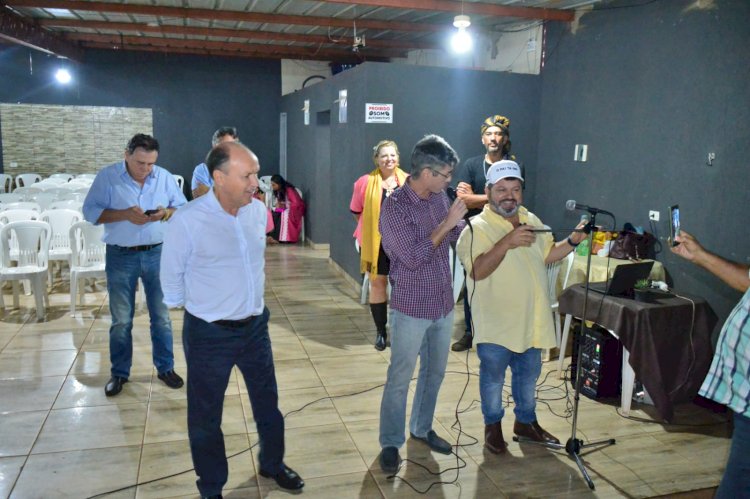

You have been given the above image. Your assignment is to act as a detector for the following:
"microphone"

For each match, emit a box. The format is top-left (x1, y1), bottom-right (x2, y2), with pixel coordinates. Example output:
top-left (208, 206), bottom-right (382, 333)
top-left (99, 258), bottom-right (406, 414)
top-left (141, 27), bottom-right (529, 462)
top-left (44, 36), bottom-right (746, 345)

top-left (566, 200), bottom-right (614, 217)
top-left (446, 187), bottom-right (472, 226)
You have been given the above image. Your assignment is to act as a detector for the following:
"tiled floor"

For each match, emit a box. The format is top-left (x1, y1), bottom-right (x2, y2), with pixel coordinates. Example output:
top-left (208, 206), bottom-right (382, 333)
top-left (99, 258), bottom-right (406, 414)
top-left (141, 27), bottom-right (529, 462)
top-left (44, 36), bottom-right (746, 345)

top-left (0, 245), bottom-right (731, 498)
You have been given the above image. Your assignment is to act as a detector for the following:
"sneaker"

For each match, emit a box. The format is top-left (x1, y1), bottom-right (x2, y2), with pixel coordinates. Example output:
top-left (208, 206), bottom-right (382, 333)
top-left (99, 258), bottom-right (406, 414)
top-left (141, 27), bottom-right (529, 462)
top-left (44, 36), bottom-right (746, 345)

top-left (157, 370), bottom-right (184, 389)
top-left (451, 333), bottom-right (473, 352)
top-left (379, 446), bottom-right (401, 473)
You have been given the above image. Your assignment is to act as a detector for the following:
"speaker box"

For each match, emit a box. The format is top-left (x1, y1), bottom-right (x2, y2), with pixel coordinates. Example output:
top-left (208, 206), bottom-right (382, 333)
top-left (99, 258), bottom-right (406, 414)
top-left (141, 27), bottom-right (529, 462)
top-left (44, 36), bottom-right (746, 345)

top-left (569, 323), bottom-right (622, 399)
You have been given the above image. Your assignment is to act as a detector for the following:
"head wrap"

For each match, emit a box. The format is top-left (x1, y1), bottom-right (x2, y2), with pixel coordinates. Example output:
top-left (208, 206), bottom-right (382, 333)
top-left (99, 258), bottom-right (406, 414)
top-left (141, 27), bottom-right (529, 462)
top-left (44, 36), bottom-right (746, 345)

top-left (480, 115), bottom-right (511, 134)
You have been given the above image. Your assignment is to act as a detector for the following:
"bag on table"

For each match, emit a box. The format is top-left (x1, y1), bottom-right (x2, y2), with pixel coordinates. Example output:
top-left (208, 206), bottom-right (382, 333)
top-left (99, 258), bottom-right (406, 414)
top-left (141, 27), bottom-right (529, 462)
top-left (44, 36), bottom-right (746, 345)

top-left (609, 231), bottom-right (656, 260)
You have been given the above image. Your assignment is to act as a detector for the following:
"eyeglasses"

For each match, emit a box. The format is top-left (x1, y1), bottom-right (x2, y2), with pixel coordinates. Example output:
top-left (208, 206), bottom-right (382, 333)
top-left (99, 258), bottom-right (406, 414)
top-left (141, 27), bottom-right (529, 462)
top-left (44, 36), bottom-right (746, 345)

top-left (432, 169), bottom-right (453, 180)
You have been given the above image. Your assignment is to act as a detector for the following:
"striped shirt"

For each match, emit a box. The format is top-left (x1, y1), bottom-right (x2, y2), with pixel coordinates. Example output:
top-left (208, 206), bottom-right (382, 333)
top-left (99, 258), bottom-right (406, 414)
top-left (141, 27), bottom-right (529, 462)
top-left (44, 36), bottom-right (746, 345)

top-left (699, 286), bottom-right (750, 417)
top-left (379, 181), bottom-right (464, 320)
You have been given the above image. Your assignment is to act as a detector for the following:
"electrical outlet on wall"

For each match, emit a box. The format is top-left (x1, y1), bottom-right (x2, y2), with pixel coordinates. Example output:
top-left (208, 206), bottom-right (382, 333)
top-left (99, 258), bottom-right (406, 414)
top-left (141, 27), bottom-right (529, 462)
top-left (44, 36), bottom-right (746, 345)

top-left (574, 144), bottom-right (588, 162)
top-left (649, 210), bottom-right (660, 221)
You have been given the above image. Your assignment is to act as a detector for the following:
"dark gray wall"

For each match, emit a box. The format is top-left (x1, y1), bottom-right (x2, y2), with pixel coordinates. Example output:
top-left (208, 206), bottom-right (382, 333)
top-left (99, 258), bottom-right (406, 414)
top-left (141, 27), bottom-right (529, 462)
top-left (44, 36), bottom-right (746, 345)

top-left (0, 47), bottom-right (280, 196)
top-left (280, 62), bottom-right (542, 279)
top-left (536, 0), bottom-right (750, 321)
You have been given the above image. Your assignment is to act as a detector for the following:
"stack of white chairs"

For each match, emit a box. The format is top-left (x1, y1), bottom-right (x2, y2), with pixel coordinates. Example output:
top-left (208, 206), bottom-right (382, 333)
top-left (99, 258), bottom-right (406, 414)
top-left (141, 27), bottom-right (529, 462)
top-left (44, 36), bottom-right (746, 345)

top-left (0, 174), bottom-right (12, 193)
top-left (49, 200), bottom-right (83, 212)
top-left (75, 173), bottom-right (97, 181)
top-left (1, 202), bottom-right (41, 213)
top-left (0, 220), bottom-right (52, 321)
top-left (0, 193), bottom-right (24, 205)
top-left (13, 186), bottom-right (42, 198)
top-left (31, 193), bottom-right (59, 211)
top-left (68, 220), bottom-right (106, 316)
top-left (15, 173), bottom-right (42, 188)
top-left (49, 173), bottom-right (74, 183)
top-left (41, 209), bottom-right (82, 284)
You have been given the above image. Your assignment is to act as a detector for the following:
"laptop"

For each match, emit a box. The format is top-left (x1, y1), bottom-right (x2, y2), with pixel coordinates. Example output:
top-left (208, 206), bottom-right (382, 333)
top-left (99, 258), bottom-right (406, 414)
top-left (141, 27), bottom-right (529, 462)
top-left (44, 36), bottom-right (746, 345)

top-left (588, 261), bottom-right (654, 297)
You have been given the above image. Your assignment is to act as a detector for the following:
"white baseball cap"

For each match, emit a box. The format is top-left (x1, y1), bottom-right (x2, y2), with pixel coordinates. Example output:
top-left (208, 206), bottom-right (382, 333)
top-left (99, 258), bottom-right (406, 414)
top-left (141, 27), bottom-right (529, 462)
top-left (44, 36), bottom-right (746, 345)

top-left (486, 160), bottom-right (523, 185)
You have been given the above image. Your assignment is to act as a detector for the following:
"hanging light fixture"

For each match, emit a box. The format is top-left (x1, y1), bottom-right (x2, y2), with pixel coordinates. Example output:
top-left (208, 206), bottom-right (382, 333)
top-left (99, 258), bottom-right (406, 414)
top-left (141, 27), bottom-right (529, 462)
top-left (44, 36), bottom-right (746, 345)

top-left (451, 14), bottom-right (472, 53)
top-left (55, 67), bottom-right (72, 84)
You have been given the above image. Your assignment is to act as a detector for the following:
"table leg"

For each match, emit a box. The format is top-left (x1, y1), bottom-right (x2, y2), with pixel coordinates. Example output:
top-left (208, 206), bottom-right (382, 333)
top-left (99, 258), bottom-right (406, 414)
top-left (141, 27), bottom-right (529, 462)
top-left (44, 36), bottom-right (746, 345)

top-left (620, 348), bottom-right (635, 416)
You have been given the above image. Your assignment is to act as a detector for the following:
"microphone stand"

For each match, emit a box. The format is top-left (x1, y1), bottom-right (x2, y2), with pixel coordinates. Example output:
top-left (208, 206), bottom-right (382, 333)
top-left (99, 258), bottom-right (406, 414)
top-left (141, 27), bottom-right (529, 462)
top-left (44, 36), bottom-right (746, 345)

top-left (512, 213), bottom-right (615, 490)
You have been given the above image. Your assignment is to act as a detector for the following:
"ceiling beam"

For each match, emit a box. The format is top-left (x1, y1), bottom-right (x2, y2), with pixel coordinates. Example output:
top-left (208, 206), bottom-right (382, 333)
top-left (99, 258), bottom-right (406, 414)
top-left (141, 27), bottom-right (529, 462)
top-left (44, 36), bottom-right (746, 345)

top-left (6, 0), bottom-right (446, 33)
top-left (79, 41), bottom-right (382, 63)
top-left (0, 5), bottom-right (82, 59)
top-left (64, 33), bottom-right (405, 60)
top-left (38, 18), bottom-right (438, 50)
top-left (319, 0), bottom-right (574, 22)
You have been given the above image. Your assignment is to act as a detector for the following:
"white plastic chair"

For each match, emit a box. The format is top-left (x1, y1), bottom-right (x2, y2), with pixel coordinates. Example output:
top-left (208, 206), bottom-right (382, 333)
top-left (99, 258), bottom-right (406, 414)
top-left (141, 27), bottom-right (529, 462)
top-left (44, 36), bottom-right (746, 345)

top-left (556, 252), bottom-right (581, 378)
top-left (68, 221), bottom-right (106, 316)
top-left (0, 220), bottom-right (52, 321)
top-left (75, 173), bottom-right (97, 181)
top-left (13, 186), bottom-right (42, 197)
top-left (173, 174), bottom-right (184, 190)
top-left (63, 192), bottom-right (87, 203)
top-left (0, 208), bottom-right (40, 223)
top-left (44, 187), bottom-right (75, 198)
top-left (31, 193), bottom-right (59, 211)
top-left (259, 176), bottom-right (273, 208)
top-left (0, 174), bottom-right (12, 193)
top-left (0, 193), bottom-right (24, 204)
top-left (49, 200), bottom-right (83, 212)
top-left (0, 202), bottom-right (41, 213)
top-left (15, 173), bottom-right (42, 188)
top-left (49, 173), bottom-right (74, 183)
top-left (41, 209), bottom-right (82, 283)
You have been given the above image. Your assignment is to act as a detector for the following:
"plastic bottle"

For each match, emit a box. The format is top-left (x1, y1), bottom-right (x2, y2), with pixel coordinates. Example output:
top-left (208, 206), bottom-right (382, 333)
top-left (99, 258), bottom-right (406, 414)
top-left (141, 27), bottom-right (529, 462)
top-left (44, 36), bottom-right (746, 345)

top-left (576, 238), bottom-right (590, 256)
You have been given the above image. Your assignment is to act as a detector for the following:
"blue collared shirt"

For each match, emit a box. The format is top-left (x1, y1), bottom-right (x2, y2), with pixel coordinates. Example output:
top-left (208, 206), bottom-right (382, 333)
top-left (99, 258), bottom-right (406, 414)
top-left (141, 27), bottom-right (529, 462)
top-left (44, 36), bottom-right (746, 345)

top-left (82, 161), bottom-right (187, 246)
top-left (160, 189), bottom-right (267, 322)
top-left (191, 163), bottom-right (212, 191)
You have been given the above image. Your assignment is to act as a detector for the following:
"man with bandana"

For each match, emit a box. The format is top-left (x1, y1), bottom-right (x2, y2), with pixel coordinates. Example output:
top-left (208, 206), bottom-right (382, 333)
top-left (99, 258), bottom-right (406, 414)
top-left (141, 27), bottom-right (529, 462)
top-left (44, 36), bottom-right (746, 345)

top-left (451, 115), bottom-right (517, 352)
top-left (456, 160), bottom-right (585, 454)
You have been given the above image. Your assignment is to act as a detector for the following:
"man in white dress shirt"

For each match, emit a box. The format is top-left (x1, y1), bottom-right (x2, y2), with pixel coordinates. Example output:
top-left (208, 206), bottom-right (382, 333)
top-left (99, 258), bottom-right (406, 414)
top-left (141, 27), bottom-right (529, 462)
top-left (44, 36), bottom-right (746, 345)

top-left (160, 142), bottom-right (303, 498)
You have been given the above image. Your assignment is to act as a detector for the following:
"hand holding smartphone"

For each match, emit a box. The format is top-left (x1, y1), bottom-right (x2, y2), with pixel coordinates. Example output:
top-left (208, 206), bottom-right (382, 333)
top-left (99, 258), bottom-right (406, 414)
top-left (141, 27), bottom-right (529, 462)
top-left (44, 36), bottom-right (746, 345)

top-left (144, 209), bottom-right (158, 216)
top-left (669, 204), bottom-right (680, 246)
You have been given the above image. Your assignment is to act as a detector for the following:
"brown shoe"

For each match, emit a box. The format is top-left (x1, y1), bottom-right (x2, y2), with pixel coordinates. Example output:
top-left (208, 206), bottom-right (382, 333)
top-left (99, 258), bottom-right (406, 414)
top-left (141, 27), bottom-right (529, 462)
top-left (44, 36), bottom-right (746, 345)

top-left (513, 420), bottom-right (560, 444)
top-left (484, 422), bottom-right (507, 454)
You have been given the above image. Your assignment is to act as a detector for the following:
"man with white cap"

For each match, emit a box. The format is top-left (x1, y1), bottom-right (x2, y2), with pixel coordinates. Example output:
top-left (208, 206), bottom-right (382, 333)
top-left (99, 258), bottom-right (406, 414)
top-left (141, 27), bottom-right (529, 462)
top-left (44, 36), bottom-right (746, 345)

top-left (456, 159), bottom-right (585, 454)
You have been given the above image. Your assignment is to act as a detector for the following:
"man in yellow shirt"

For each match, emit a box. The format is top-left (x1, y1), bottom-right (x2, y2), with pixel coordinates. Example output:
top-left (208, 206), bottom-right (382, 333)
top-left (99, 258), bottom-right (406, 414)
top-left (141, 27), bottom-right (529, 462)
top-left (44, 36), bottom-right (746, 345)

top-left (456, 160), bottom-right (585, 454)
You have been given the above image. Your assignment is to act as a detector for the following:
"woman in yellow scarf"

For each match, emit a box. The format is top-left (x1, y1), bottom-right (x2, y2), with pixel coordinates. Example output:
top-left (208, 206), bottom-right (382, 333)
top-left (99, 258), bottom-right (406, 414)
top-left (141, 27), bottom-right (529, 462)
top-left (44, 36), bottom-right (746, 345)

top-left (350, 140), bottom-right (408, 350)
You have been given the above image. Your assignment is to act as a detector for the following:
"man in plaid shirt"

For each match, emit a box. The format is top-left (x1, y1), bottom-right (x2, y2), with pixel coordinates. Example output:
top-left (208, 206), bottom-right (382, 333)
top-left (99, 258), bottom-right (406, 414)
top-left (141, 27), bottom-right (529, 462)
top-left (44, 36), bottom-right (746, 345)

top-left (672, 230), bottom-right (749, 498)
top-left (377, 135), bottom-right (467, 473)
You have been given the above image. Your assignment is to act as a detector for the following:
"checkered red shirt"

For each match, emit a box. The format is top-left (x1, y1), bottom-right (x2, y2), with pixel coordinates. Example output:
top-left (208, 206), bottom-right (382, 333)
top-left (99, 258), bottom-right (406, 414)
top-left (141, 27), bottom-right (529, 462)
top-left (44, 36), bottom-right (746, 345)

top-left (379, 181), bottom-right (465, 320)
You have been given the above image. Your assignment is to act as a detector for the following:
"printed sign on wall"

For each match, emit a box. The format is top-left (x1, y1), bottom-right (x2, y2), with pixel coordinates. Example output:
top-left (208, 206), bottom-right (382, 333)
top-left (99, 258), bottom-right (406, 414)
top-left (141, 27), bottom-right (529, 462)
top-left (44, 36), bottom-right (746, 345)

top-left (365, 103), bottom-right (393, 124)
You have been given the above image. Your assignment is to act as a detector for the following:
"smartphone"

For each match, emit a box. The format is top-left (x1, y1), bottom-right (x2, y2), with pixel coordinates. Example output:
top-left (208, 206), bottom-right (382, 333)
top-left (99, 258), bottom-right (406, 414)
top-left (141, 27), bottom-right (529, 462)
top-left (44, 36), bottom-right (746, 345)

top-left (669, 204), bottom-right (680, 246)
top-left (144, 209), bottom-right (158, 216)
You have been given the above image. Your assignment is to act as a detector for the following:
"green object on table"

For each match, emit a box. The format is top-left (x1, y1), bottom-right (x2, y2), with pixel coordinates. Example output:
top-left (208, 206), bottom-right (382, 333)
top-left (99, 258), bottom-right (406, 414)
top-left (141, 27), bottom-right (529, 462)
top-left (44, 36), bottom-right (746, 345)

top-left (575, 239), bottom-right (590, 256)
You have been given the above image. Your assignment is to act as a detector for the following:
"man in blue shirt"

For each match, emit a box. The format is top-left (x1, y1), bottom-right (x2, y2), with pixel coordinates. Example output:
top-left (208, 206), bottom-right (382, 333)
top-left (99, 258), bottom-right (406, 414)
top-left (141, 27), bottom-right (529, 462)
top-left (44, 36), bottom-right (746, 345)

top-left (672, 230), bottom-right (750, 498)
top-left (161, 141), bottom-right (304, 496)
top-left (83, 133), bottom-right (187, 397)
top-left (191, 126), bottom-right (239, 199)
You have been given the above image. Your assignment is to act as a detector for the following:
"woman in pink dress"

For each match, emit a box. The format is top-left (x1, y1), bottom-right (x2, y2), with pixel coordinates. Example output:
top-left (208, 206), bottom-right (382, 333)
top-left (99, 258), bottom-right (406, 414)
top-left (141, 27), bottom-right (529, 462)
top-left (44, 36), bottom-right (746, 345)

top-left (269, 174), bottom-right (306, 243)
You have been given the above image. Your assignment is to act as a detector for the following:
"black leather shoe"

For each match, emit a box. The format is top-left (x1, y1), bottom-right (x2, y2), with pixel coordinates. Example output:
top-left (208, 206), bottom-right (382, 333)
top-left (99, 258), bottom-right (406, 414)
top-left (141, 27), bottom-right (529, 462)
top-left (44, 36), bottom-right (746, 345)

top-left (259, 465), bottom-right (304, 490)
top-left (379, 446), bottom-right (401, 474)
top-left (157, 370), bottom-right (184, 389)
top-left (410, 430), bottom-right (453, 455)
top-left (104, 376), bottom-right (127, 396)
top-left (513, 420), bottom-right (560, 444)
top-left (451, 333), bottom-right (473, 352)
top-left (374, 332), bottom-right (387, 351)
top-left (202, 495), bottom-right (222, 499)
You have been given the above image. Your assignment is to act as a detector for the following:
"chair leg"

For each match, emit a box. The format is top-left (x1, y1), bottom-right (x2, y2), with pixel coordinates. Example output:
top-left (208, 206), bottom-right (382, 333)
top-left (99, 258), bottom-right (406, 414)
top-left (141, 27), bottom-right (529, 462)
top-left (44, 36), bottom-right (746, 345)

top-left (70, 272), bottom-right (77, 317)
top-left (32, 274), bottom-right (45, 321)
top-left (12, 280), bottom-right (20, 308)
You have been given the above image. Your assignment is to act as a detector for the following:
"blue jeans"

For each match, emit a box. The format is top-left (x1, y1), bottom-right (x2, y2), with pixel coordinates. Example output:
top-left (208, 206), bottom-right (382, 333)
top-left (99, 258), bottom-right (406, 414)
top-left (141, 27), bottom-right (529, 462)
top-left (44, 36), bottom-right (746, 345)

top-left (477, 343), bottom-right (541, 425)
top-left (379, 309), bottom-right (453, 449)
top-left (716, 412), bottom-right (750, 498)
top-left (106, 244), bottom-right (174, 378)
top-left (183, 308), bottom-right (284, 498)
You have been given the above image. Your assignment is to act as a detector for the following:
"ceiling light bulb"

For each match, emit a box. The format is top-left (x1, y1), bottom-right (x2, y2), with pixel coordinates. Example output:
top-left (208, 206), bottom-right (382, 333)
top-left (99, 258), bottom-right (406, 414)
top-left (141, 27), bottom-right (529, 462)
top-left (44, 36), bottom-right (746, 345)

top-left (55, 68), bottom-right (72, 84)
top-left (451, 28), bottom-right (472, 53)
top-left (453, 15), bottom-right (471, 29)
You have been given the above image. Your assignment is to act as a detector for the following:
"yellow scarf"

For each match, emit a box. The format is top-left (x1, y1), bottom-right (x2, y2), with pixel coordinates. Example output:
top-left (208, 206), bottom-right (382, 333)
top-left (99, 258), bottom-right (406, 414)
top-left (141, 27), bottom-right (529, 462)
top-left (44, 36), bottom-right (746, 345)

top-left (360, 167), bottom-right (408, 275)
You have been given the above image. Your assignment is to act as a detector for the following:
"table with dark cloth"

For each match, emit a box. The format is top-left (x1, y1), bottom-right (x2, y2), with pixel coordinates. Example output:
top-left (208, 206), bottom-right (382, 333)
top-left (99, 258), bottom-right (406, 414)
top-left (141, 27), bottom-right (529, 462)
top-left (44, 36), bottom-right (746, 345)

top-left (559, 284), bottom-right (718, 421)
